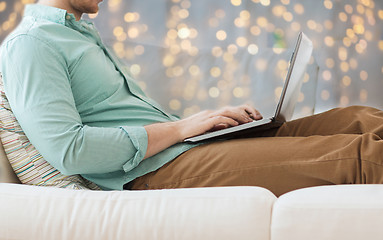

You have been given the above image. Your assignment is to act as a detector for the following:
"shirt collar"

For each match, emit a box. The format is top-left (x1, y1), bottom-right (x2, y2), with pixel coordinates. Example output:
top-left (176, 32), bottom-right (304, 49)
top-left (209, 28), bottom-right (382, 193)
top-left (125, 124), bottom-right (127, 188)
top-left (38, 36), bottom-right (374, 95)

top-left (24, 4), bottom-right (77, 25)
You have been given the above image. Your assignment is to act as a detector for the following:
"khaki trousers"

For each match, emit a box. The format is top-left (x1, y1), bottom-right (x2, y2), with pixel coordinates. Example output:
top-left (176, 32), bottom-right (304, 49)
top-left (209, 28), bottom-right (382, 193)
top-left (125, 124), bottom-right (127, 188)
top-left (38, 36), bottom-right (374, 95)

top-left (130, 106), bottom-right (383, 196)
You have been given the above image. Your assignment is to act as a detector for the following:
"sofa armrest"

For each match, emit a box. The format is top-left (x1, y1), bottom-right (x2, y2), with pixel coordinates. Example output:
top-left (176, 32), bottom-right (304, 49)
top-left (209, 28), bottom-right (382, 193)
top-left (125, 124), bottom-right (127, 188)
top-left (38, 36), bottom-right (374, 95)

top-left (0, 183), bottom-right (276, 240)
top-left (271, 185), bottom-right (383, 240)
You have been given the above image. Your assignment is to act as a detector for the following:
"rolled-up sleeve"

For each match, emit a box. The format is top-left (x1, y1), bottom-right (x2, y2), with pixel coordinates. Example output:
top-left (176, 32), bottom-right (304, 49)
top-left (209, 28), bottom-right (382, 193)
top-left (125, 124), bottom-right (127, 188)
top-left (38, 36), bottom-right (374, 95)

top-left (1, 35), bottom-right (148, 175)
top-left (120, 126), bottom-right (148, 172)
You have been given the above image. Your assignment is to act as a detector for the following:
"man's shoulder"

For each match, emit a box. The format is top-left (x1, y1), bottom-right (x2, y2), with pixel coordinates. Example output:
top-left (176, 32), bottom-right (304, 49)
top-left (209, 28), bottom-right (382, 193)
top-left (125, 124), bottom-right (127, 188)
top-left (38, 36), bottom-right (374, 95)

top-left (1, 20), bottom-right (30, 46)
top-left (0, 19), bottom-right (65, 73)
top-left (2, 16), bottom-right (67, 47)
top-left (1, 18), bottom-right (65, 57)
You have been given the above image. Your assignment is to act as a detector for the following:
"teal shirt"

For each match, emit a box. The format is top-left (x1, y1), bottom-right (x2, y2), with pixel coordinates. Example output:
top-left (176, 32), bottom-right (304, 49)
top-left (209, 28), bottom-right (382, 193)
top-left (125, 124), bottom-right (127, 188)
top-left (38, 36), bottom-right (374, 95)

top-left (0, 4), bottom-right (198, 190)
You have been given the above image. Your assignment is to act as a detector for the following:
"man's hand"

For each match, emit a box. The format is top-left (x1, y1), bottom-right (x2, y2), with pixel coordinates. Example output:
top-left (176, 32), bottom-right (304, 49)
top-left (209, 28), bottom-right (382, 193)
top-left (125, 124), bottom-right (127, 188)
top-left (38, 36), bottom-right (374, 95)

top-left (174, 104), bottom-right (263, 141)
top-left (143, 104), bottom-right (262, 159)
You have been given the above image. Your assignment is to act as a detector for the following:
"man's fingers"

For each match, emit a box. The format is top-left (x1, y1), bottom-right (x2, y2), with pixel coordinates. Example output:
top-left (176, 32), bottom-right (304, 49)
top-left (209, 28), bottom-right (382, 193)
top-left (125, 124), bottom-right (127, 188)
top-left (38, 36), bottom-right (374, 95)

top-left (205, 105), bottom-right (263, 128)
top-left (210, 116), bottom-right (239, 128)
top-left (242, 104), bottom-right (263, 120)
top-left (210, 123), bottom-right (230, 132)
top-left (212, 108), bottom-right (251, 124)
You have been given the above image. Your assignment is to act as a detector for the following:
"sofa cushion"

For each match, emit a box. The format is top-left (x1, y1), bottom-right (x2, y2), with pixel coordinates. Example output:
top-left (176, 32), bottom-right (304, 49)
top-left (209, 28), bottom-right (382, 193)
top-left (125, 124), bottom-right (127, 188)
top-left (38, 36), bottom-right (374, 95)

top-left (0, 74), bottom-right (100, 190)
top-left (0, 184), bottom-right (276, 240)
top-left (271, 185), bottom-right (383, 240)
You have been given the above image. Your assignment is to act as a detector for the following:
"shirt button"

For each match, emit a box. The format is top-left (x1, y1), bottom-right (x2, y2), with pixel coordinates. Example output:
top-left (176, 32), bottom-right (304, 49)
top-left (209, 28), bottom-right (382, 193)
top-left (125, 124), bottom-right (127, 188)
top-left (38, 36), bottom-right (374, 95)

top-left (66, 15), bottom-right (71, 20)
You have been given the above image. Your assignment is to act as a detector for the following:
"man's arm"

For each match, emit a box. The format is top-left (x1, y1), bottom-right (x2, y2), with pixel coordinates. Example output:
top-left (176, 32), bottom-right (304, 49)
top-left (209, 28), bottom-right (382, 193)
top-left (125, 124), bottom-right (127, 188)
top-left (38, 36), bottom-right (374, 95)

top-left (143, 105), bottom-right (262, 159)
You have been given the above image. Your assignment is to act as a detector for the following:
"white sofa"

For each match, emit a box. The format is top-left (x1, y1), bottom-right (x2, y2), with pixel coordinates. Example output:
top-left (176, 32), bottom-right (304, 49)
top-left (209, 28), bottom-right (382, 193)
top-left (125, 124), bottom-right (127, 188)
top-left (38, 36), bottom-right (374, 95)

top-left (1, 142), bottom-right (383, 240)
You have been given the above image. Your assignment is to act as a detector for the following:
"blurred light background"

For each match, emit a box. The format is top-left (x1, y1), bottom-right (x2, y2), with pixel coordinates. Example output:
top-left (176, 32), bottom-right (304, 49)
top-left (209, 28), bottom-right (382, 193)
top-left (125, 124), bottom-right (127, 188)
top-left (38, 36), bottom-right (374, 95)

top-left (0, 0), bottom-right (382, 119)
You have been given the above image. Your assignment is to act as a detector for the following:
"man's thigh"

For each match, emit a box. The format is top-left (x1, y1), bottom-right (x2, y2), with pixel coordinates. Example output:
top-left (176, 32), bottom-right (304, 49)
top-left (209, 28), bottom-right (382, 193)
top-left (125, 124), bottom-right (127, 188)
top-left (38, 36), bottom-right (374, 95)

top-left (277, 106), bottom-right (383, 137)
top-left (130, 134), bottom-right (370, 196)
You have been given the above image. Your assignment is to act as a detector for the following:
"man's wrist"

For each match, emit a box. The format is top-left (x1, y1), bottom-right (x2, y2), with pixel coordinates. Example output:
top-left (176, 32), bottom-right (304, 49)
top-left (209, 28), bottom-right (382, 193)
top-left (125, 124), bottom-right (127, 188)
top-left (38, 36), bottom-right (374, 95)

top-left (170, 120), bottom-right (186, 142)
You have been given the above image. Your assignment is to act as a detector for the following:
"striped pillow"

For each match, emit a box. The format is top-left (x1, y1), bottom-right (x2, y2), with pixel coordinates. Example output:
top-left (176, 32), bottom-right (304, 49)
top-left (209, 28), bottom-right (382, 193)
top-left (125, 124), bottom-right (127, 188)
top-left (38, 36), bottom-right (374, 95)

top-left (0, 74), bottom-right (100, 190)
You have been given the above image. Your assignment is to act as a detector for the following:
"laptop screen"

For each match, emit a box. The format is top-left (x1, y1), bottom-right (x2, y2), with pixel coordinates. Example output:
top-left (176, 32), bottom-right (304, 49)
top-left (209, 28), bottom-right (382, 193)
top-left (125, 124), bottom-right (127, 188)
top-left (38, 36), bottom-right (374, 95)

top-left (273, 32), bottom-right (313, 123)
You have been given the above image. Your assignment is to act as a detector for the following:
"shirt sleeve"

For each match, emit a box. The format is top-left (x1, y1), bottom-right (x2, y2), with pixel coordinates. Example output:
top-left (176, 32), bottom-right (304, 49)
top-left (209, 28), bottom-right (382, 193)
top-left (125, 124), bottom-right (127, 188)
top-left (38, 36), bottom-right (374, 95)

top-left (0, 34), bottom-right (148, 175)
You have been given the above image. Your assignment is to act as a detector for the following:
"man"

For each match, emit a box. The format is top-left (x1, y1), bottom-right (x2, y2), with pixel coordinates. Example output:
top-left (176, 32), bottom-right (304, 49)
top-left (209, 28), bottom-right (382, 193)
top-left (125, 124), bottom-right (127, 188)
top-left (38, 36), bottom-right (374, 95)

top-left (1, 0), bottom-right (383, 196)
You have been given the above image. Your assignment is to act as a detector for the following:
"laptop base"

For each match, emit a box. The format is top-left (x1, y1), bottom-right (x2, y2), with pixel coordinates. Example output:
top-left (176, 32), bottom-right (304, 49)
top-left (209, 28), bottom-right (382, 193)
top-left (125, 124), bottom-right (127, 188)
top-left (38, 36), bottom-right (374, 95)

top-left (184, 119), bottom-right (284, 143)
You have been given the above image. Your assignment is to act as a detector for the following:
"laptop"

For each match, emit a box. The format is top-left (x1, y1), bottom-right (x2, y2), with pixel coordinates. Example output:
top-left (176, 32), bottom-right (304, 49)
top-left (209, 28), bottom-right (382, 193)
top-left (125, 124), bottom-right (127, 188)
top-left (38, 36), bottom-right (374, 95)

top-left (184, 32), bottom-right (313, 143)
